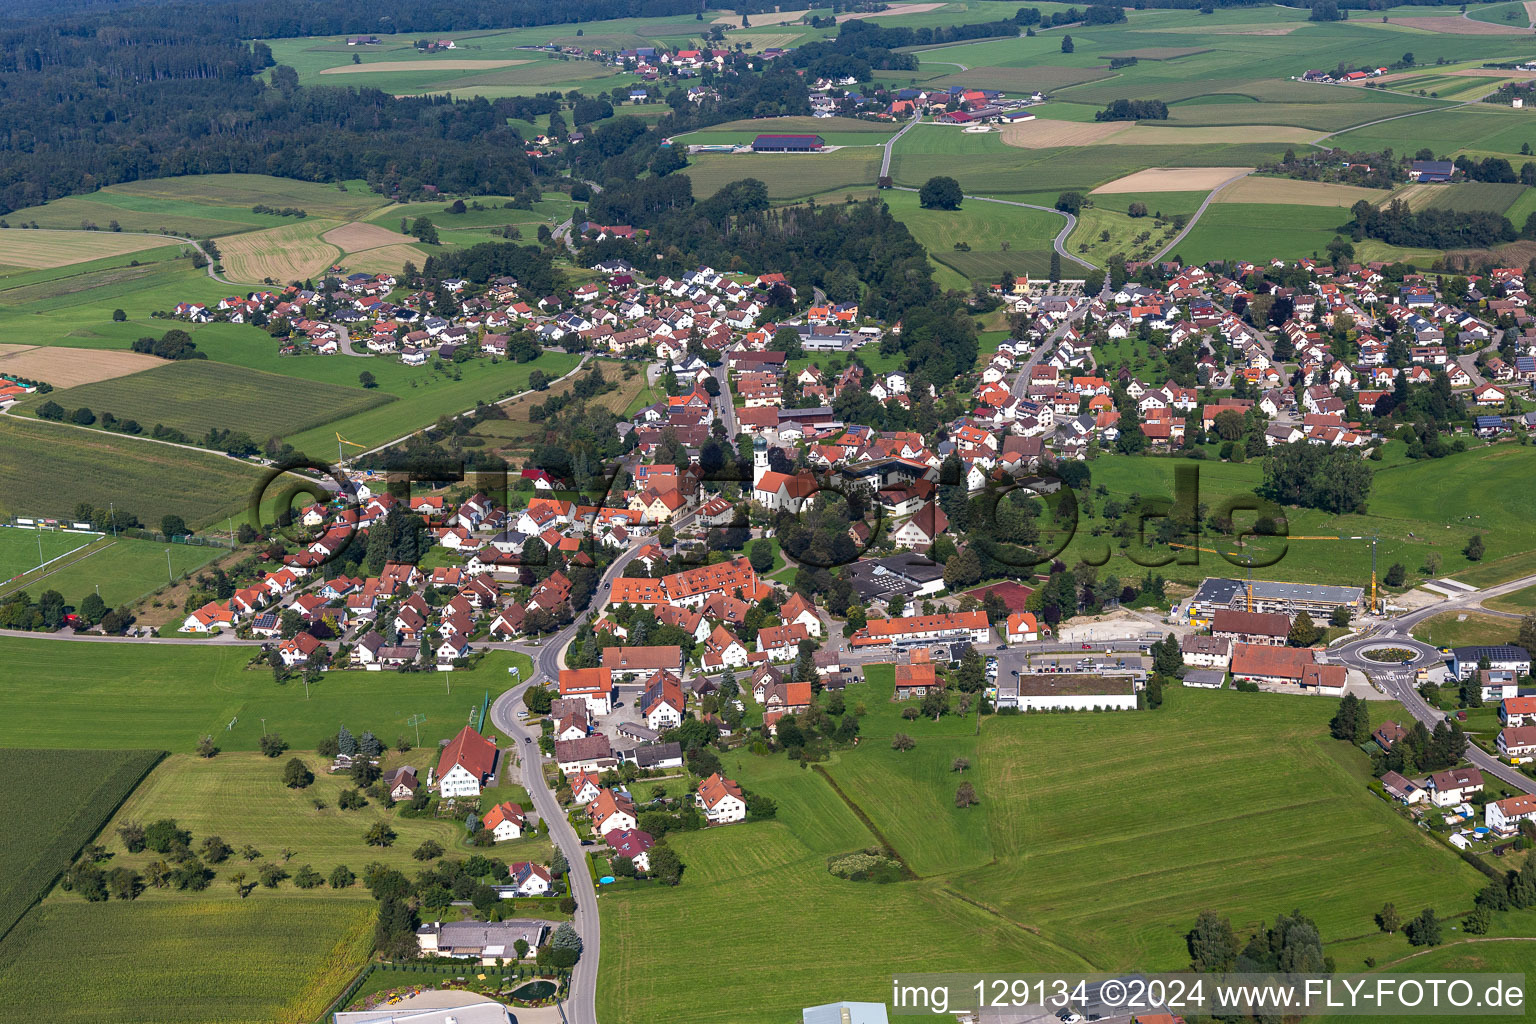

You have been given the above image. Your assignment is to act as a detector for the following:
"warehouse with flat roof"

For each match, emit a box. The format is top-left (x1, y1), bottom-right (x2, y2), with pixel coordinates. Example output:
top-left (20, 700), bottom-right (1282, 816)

top-left (752, 133), bottom-right (825, 151)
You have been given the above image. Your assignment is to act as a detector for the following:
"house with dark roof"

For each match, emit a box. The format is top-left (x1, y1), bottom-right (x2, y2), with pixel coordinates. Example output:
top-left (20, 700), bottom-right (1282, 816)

top-left (751, 134), bottom-right (825, 152)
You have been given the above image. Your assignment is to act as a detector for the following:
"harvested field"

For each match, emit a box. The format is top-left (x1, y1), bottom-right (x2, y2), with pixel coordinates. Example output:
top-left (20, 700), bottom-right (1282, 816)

top-left (1198, 25), bottom-right (1299, 35)
top-left (1102, 125), bottom-right (1318, 145)
top-left (837, 2), bottom-right (945, 20)
top-left (0, 346), bottom-right (162, 387)
top-left (1098, 47), bottom-right (1211, 60)
top-left (215, 220), bottom-right (341, 284)
top-left (927, 65), bottom-right (1110, 91)
top-left (1001, 120), bottom-right (1129, 148)
top-left (1451, 67), bottom-right (1536, 78)
top-left (713, 9), bottom-right (809, 26)
top-left (1387, 14), bottom-right (1532, 33)
top-left (0, 230), bottom-right (171, 269)
top-left (320, 221), bottom-right (414, 250)
top-left (1216, 177), bottom-right (1386, 207)
top-left (1528, 0), bottom-right (1536, 24)
top-left (341, 243), bottom-right (428, 275)
top-left (319, 59), bottom-right (529, 74)
top-left (1391, 183), bottom-right (1438, 210)
top-left (1092, 166), bottom-right (1253, 193)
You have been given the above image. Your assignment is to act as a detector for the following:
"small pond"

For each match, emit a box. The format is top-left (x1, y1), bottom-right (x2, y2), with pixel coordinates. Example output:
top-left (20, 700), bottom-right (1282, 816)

top-left (510, 980), bottom-right (556, 1002)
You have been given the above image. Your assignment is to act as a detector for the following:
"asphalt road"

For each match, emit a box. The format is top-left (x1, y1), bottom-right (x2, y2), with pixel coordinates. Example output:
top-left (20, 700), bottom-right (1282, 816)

top-left (879, 114), bottom-right (920, 179)
top-left (484, 535), bottom-right (651, 1024)
top-left (1332, 572), bottom-right (1536, 796)
top-left (1148, 169), bottom-right (1251, 264)
top-left (889, 185), bottom-right (1094, 270)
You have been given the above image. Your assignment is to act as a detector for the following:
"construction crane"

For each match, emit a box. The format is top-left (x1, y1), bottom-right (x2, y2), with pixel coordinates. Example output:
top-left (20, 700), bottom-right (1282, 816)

top-left (335, 432), bottom-right (365, 467)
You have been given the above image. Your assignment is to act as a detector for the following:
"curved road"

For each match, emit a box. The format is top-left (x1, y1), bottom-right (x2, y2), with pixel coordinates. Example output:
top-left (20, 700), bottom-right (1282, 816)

top-left (1148, 169), bottom-right (1253, 263)
top-left (1333, 572), bottom-right (1536, 796)
top-left (889, 185), bottom-right (1094, 270)
top-left (485, 535), bottom-right (651, 1024)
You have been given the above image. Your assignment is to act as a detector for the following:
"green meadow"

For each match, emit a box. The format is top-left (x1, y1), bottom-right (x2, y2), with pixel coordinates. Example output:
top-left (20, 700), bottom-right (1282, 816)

top-left (598, 677), bottom-right (1485, 1024)
top-left (0, 636), bottom-right (533, 755)
top-left (1049, 445), bottom-right (1536, 593)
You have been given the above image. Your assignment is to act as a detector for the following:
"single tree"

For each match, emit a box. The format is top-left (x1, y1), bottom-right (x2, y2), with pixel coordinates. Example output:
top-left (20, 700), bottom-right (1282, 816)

top-left (1465, 534), bottom-right (1485, 561)
top-left (952, 757), bottom-right (971, 773)
top-left (955, 781), bottom-right (979, 807)
top-left (1061, 33), bottom-right (1074, 52)
top-left (918, 175), bottom-right (964, 211)
top-left (282, 757), bottom-right (313, 789)
top-left (1376, 902), bottom-right (1400, 934)
top-left (891, 733), bottom-right (915, 752)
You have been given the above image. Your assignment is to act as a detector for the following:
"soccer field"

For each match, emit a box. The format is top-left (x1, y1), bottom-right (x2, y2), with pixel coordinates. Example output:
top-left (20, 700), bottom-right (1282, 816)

top-left (0, 526), bottom-right (97, 583)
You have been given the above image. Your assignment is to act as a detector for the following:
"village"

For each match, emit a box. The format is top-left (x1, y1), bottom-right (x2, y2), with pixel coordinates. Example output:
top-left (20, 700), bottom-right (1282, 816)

top-left (95, 229), bottom-right (1536, 986)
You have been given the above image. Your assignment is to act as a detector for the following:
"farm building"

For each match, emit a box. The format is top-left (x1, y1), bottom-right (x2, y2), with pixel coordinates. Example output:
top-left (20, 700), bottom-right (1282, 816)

top-left (752, 134), bottom-right (826, 152)
top-left (1409, 160), bottom-right (1454, 182)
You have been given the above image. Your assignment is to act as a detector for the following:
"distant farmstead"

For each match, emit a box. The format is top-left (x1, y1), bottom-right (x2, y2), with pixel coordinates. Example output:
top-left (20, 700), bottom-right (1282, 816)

top-left (752, 134), bottom-right (826, 152)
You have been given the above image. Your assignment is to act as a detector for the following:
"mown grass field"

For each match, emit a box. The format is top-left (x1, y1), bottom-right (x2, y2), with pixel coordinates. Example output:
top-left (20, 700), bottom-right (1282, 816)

top-left (99, 753), bottom-right (479, 891)
top-left (24, 360), bottom-right (394, 448)
top-left (1174, 202), bottom-right (1354, 264)
top-left (0, 636), bottom-right (532, 756)
top-left (0, 229), bottom-right (176, 270)
top-left (0, 536), bottom-right (220, 608)
top-left (1483, 582), bottom-right (1536, 614)
top-left (3, 174), bottom-right (386, 238)
top-left (683, 149), bottom-right (881, 199)
top-left (0, 748), bottom-right (163, 944)
top-left (598, 679), bottom-right (1485, 1023)
top-left (0, 896), bottom-right (374, 1024)
top-left (0, 526), bottom-right (95, 582)
top-left (1048, 445), bottom-right (1536, 593)
top-left (0, 416), bottom-right (264, 529)
top-left (1411, 610), bottom-right (1520, 648)
top-left (283, 349), bottom-right (582, 457)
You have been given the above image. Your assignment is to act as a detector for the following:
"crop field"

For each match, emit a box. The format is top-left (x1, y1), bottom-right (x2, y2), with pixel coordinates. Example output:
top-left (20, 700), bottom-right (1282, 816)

top-left (682, 149), bottom-right (881, 199)
top-left (101, 753), bottom-right (469, 889)
top-left (0, 536), bottom-right (220, 608)
top-left (698, 116), bottom-right (895, 135)
top-left (365, 192), bottom-right (575, 233)
top-left (0, 417), bottom-right (264, 529)
top-left (599, 680), bottom-right (1484, 1022)
top-left (0, 635), bottom-right (534, 753)
top-left (0, 229), bottom-right (176, 269)
top-left (214, 219), bottom-right (343, 284)
top-left (0, 896), bottom-right (373, 1024)
top-left (319, 221), bottom-right (416, 251)
top-left (1330, 106), bottom-right (1533, 159)
top-left (318, 58), bottom-right (530, 75)
top-left (27, 359), bottom-right (394, 446)
top-left (1217, 177), bottom-right (1389, 207)
top-left (0, 346), bottom-right (164, 388)
top-left (891, 124), bottom-right (1289, 195)
top-left (1094, 166), bottom-right (1253, 193)
top-left (0, 527), bottom-right (95, 582)
top-left (1420, 181), bottom-right (1529, 214)
top-left (927, 64), bottom-right (1112, 92)
top-left (0, 748), bottom-right (163, 944)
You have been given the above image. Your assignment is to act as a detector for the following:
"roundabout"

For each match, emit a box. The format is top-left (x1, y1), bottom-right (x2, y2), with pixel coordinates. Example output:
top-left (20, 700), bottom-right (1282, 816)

top-left (1333, 635), bottom-right (1443, 673)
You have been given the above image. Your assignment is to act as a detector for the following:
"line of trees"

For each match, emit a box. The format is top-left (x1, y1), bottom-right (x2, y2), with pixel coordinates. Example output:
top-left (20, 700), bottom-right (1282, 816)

top-left (1094, 99), bottom-right (1170, 122)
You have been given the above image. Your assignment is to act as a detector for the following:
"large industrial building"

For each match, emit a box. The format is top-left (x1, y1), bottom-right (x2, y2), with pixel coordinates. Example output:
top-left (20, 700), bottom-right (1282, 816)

top-left (1186, 577), bottom-right (1363, 626)
top-left (751, 133), bottom-right (825, 152)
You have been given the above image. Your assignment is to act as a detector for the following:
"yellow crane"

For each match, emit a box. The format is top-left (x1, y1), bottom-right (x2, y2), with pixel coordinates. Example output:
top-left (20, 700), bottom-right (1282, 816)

top-left (335, 432), bottom-right (365, 466)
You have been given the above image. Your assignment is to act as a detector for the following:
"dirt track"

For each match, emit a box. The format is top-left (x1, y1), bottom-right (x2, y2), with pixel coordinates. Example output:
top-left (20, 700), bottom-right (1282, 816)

top-left (320, 59), bottom-right (529, 74)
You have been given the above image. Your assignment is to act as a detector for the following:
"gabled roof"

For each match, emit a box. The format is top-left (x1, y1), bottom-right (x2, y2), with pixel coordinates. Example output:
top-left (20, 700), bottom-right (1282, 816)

top-left (437, 725), bottom-right (496, 781)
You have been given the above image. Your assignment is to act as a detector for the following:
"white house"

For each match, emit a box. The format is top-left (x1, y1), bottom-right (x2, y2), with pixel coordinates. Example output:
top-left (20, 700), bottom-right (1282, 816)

top-left (507, 861), bottom-right (553, 897)
top-left (1487, 794), bottom-right (1536, 837)
top-left (1428, 767), bottom-right (1483, 808)
top-left (483, 801), bottom-right (526, 841)
top-left (436, 726), bottom-right (498, 798)
top-left (1005, 612), bottom-right (1039, 644)
top-left (696, 772), bottom-right (747, 824)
